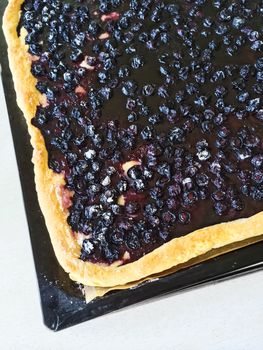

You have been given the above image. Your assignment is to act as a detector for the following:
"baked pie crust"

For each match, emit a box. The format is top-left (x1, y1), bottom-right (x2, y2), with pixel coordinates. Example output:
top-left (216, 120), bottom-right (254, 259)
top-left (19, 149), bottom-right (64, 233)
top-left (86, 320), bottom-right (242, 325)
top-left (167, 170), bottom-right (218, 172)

top-left (3, 0), bottom-right (263, 287)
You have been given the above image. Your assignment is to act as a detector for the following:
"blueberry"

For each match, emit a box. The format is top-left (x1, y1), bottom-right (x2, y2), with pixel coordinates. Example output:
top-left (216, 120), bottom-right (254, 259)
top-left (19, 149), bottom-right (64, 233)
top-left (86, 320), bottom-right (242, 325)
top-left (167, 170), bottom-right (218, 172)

top-left (117, 180), bottom-right (128, 193)
top-left (183, 191), bottom-right (198, 207)
top-left (235, 110), bottom-right (247, 120)
top-left (178, 67), bottom-right (189, 81)
top-left (144, 203), bottom-right (158, 216)
top-left (156, 163), bottom-right (171, 179)
top-left (133, 179), bottom-right (146, 192)
top-left (99, 1), bottom-right (110, 13)
top-left (231, 198), bottom-right (244, 211)
top-left (46, 86), bottom-right (58, 100)
top-left (166, 109), bottom-right (177, 123)
top-left (99, 87), bottom-right (112, 100)
top-left (236, 146), bottom-right (252, 161)
top-left (237, 92), bottom-right (249, 103)
top-left (237, 169), bottom-right (251, 185)
top-left (251, 40), bottom-right (263, 51)
top-left (256, 110), bottom-right (263, 121)
top-left (130, 55), bottom-right (144, 69)
top-left (219, 9), bottom-right (231, 22)
top-left (142, 167), bottom-right (153, 179)
top-left (255, 57), bottom-right (263, 71)
top-left (232, 17), bottom-right (245, 29)
top-left (196, 173), bottom-right (209, 187)
top-left (70, 49), bottom-right (83, 62)
top-left (165, 3), bottom-right (179, 16)
top-left (214, 86), bottom-right (227, 98)
top-left (203, 17), bottom-right (213, 28)
top-left (169, 127), bottom-right (185, 143)
top-left (50, 154), bottom-right (67, 173)
top-left (127, 165), bottom-right (142, 180)
top-left (150, 8), bottom-right (161, 22)
top-left (168, 184), bottom-right (181, 197)
top-left (150, 28), bottom-right (160, 40)
top-left (139, 105), bottom-right (150, 117)
top-left (160, 32), bottom-right (170, 44)
top-left (159, 230), bottom-right (169, 241)
top-left (214, 202), bottom-right (227, 216)
top-left (67, 210), bottom-right (80, 230)
top-left (212, 70), bottom-right (226, 83)
top-left (127, 112), bottom-right (138, 122)
top-left (33, 109), bottom-right (48, 126)
top-left (118, 66), bottom-right (130, 78)
top-left (250, 187), bottom-right (263, 201)
top-left (201, 121), bottom-right (213, 134)
top-left (121, 80), bottom-right (137, 96)
top-left (125, 98), bottom-right (136, 110)
top-left (252, 170), bottom-right (263, 184)
top-left (215, 24), bottom-right (228, 35)
top-left (248, 31), bottom-right (259, 42)
top-left (166, 197), bottom-right (177, 210)
top-left (255, 62), bottom-right (263, 79)
top-left (28, 43), bottom-right (42, 56)
top-left (142, 84), bottom-right (155, 96)
top-left (140, 229), bottom-right (152, 244)
top-left (178, 211), bottom-right (191, 224)
top-left (148, 215), bottom-right (160, 227)
top-left (218, 126), bottom-right (230, 138)
top-left (87, 21), bottom-right (101, 37)
top-left (31, 63), bottom-right (44, 77)
top-left (180, 105), bottom-right (190, 118)
top-left (102, 244), bottom-right (119, 262)
top-left (122, 31), bottom-right (134, 44)
top-left (63, 71), bottom-right (73, 82)
top-left (240, 184), bottom-right (250, 196)
top-left (174, 90), bottom-right (185, 103)
top-left (232, 77), bottom-right (246, 91)
top-left (159, 104), bottom-right (170, 115)
top-left (138, 31), bottom-right (148, 42)
top-left (125, 232), bottom-right (140, 250)
top-left (24, 10), bottom-right (34, 22)
top-left (85, 205), bottom-right (101, 219)
top-left (159, 65), bottom-right (170, 76)
top-left (158, 53), bottom-right (169, 64)
top-left (240, 65), bottom-right (251, 79)
top-left (141, 126), bottom-right (153, 140)
top-left (197, 148), bottom-right (211, 161)
top-left (251, 155), bottom-right (263, 168)
top-left (157, 86), bottom-right (169, 98)
top-left (148, 114), bottom-right (161, 124)
top-left (194, 70), bottom-right (206, 84)
top-left (223, 160), bottom-right (236, 174)
top-left (149, 187), bottom-right (162, 200)
top-left (162, 211), bottom-right (176, 224)
top-left (246, 98), bottom-right (260, 112)
top-left (212, 190), bottom-right (225, 201)
top-left (125, 201), bottom-right (140, 214)
top-left (186, 83), bottom-right (198, 95)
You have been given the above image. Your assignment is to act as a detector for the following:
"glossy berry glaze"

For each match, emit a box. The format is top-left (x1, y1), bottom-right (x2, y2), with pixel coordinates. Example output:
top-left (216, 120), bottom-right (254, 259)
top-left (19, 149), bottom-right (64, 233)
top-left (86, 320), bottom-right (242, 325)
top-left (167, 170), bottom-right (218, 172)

top-left (19, 0), bottom-right (263, 265)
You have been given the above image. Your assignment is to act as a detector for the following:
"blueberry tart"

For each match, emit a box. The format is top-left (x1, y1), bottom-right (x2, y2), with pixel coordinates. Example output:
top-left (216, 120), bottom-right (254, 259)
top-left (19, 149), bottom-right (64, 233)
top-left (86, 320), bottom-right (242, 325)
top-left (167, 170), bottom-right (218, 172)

top-left (3, 0), bottom-right (263, 287)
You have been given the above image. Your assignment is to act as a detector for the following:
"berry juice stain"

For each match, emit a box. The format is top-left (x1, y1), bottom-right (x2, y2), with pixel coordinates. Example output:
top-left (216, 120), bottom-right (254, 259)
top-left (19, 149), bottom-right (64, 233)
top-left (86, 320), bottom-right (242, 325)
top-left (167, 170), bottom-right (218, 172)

top-left (19, 0), bottom-right (263, 264)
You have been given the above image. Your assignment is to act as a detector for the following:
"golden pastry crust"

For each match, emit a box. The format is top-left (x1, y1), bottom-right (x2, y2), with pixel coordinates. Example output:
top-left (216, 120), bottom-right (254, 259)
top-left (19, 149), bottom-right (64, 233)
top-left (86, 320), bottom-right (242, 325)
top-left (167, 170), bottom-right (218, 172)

top-left (3, 0), bottom-right (263, 288)
top-left (84, 234), bottom-right (263, 302)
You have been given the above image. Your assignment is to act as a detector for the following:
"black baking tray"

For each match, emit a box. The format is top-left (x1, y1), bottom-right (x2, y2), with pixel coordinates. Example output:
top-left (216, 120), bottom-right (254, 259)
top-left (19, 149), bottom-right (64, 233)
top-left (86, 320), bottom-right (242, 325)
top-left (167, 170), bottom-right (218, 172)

top-left (1, 0), bottom-right (263, 332)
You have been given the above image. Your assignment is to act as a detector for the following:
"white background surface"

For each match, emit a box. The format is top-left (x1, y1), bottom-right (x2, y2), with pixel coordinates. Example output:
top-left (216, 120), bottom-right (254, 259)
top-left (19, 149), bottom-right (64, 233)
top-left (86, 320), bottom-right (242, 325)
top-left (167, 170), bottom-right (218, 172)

top-left (0, 75), bottom-right (263, 350)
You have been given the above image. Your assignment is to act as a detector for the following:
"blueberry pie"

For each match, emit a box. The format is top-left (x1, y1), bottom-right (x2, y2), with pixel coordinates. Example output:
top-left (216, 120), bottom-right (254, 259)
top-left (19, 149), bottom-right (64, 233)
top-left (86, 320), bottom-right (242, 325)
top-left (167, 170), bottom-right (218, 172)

top-left (3, 0), bottom-right (263, 287)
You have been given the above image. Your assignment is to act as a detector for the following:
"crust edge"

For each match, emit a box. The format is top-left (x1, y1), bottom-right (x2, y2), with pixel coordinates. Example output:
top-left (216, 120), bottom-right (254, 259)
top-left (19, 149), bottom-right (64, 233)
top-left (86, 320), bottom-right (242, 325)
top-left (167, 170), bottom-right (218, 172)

top-left (3, 0), bottom-right (263, 288)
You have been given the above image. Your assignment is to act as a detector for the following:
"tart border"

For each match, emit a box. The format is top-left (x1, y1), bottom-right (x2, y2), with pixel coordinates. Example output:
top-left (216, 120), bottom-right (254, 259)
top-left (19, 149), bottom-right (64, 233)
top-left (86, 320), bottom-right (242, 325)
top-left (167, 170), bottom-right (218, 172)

top-left (3, 0), bottom-right (263, 287)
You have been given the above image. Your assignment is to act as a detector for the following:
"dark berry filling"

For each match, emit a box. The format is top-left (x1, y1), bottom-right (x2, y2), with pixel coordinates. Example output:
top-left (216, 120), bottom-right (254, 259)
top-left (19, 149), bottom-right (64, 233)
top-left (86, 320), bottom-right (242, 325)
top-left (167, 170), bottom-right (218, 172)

top-left (19, 0), bottom-right (263, 265)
